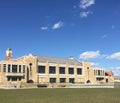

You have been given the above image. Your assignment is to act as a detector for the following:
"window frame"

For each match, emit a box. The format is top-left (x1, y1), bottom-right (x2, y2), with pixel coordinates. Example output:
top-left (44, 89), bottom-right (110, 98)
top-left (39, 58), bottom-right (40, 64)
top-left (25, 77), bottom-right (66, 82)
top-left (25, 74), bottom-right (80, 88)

top-left (60, 78), bottom-right (66, 83)
top-left (68, 67), bottom-right (74, 74)
top-left (49, 66), bottom-right (56, 74)
top-left (38, 66), bottom-right (46, 73)
top-left (59, 67), bottom-right (65, 74)
top-left (50, 78), bottom-right (56, 83)
top-left (77, 68), bottom-right (82, 75)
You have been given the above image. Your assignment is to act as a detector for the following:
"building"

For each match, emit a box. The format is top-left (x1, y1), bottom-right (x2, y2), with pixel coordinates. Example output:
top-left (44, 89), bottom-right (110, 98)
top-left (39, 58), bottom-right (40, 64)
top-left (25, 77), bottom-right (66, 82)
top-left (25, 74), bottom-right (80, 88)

top-left (114, 76), bottom-right (120, 83)
top-left (0, 49), bottom-right (114, 88)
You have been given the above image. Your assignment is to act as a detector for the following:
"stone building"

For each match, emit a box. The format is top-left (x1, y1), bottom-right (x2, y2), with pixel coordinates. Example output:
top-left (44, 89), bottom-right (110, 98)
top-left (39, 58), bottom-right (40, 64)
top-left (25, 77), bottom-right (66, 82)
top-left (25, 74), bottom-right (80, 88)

top-left (0, 49), bottom-right (114, 87)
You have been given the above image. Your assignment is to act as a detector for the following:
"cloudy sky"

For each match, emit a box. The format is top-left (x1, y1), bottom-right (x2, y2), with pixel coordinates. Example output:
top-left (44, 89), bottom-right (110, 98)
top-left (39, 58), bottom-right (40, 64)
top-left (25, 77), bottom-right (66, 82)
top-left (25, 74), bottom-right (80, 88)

top-left (0, 0), bottom-right (120, 75)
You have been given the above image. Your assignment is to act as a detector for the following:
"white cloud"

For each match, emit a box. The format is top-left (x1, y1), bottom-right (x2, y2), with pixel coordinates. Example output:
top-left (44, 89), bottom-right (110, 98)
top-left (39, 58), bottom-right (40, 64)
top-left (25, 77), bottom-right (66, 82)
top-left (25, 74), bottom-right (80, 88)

top-left (91, 62), bottom-right (99, 67)
top-left (80, 0), bottom-right (95, 9)
top-left (41, 26), bottom-right (49, 30)
top-left (80, 11), bottom-right (93, 18)
top-left (106, 52), bottom-right (120, 60)
top-left (52, 21), bottom-right (63, 29)
top-left (79, 51), bottom-right (100, 60)
top-left (116, 67), bottom-right (120, 70)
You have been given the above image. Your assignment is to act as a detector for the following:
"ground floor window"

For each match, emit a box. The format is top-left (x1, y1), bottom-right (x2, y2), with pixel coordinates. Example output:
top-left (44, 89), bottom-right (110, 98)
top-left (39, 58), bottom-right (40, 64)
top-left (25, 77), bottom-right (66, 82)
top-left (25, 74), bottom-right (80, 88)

top-left (7, 76), bottom-right (22, 81)
top-left (60, 78), bottom-right (66, 83)
top-left (50, 78), bottom-right (56, 83)
top-left (69, 78), bottom-right (75, 83)
top-left (7, 77), bottom-right (11, 81)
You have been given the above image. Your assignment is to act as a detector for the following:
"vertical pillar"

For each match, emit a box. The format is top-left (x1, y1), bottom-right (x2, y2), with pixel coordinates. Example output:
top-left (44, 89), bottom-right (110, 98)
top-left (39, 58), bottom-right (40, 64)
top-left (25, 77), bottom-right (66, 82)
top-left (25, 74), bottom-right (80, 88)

top-left (6, 64), bottom-right (8, 73)
top-left (66, 63), bottom-right (69, 84)
top-left (11, 64), bottom-right (12, 73)
top-left (46, 61), bottom-right (49, 83)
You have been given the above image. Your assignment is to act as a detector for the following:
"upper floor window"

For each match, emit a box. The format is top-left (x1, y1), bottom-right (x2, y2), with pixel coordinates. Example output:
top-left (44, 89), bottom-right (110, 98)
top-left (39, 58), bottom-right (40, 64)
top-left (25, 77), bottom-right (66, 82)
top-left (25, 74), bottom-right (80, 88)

top-left (19, 65), bottom-right (21, 73)
top-left (68, 68), bottom-right (74, 74)
top-left (23, 65), bottom-right (25, 73)
top-left (12, 65), bottom-right (17, 73)
top-left (8, 64), bottom-right (11, 73)
top-left (77, 68), bottom-right (82, 75)
top-left (3, 64), bottom-right (6, 72)
top-left (59, 67), bottom-right (65, 74)
top-left (49, 66), bottom-right (56, 74)
top-left (98, 70), bottom-right (100, 76)
top-left (38, 66), bottom-right (45, 73)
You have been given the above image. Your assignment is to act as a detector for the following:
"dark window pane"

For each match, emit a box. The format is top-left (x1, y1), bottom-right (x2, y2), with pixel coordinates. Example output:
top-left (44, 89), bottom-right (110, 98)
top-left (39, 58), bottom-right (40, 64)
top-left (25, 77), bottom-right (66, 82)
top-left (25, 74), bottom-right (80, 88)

top-left (98, 70), bottom-right (100, 76)
top-left (7, 77), bottom-right (10, 81)
top-left (59, 67), bottom-right (65, 74)
top-left (49, 66), bottom-right (56, 74)
top-left (77, 68), bottom-right (82, 75)
top-left (23, 65), bottom-right (25, 73)
top-left (3, 64), bottom-right (6, 72)
top-left (68, 68), bottom-right (74, 74)
top-left (8, 64), bottom-right (11, 72)
top-left (60, 78), bottom-right (66, 83)
top-left (12, 77), bottom-right (17, 81)
top-left (38, 66), bottom-right (45, 73)
top-left (50, 78), bottom-right (56, 83)
top-left (12, 65), bottom-right (17, 73)
top-left (19, 65), bottom-right (21, 73)
top-left (69, 78), bottom-right (75, 83)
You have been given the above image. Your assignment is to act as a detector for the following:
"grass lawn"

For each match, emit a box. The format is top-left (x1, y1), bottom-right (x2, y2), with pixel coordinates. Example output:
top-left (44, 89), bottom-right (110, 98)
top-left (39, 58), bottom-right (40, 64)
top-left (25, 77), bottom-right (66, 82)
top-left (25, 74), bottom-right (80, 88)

top-left (0, 88), bottom-right (120, 103)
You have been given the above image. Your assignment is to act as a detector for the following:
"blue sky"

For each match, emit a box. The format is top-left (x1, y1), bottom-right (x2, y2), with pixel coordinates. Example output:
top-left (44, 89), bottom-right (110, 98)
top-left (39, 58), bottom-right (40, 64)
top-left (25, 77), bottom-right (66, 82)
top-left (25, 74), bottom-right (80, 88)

top-left (0, 0), bottom-right (120, 75)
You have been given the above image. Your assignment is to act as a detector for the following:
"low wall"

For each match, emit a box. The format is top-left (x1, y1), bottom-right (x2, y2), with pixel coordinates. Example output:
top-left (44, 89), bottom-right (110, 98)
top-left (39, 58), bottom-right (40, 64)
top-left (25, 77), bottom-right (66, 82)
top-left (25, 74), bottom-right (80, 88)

top-left (67, 84), bottom-right (114, 88)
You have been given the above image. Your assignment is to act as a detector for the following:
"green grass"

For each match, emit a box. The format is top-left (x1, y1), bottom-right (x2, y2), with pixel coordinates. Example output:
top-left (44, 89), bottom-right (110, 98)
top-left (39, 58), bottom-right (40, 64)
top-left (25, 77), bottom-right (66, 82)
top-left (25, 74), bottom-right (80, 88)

top-left (0, 88), bottom-right (120, 103)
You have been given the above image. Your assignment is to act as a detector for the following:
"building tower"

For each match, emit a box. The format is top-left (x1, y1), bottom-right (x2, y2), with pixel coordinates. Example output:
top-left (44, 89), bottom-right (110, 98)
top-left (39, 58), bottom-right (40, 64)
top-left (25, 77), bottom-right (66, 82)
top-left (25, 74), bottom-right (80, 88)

top-left (6, 48), bottom-right (12, 60)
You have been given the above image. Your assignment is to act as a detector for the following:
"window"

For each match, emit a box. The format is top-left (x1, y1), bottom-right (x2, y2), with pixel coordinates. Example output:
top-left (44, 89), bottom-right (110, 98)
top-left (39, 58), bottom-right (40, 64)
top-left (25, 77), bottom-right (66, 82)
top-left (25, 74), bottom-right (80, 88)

top-left (38, 66), bottom-right (45, 73)
top-left (18, 77), bottom-right (21, 81)
top-left (77, 68), bottom-right (82, 75)
top-left (49, 66), bottom-right (56, 74)
top-left (23, 65), bottom-right (25, 73)
top-left (7, 77), bottom-right (11, 81)
top-left (12, 65), bottom-right (17, 73)
top-left (69, 78), bottom-right (75, 83)
top-left (19, 65), bottom-right (21, 73)
top-left (50, 78), bottom-right (56, 83)
top-left (59, 67), bottom-right (65, 74)
top-left (68, 68), bottom-right (74, 74)
top-left (8, 64), bottom-right (11, 72)
top-left (3, 64), bottom-right (6, 72)
top-left (98, 70), bottom-right (100, 76)
top-left (60, 78), bottom-right (66, 83)
top-left (12, 77), bottom-right (17, 81)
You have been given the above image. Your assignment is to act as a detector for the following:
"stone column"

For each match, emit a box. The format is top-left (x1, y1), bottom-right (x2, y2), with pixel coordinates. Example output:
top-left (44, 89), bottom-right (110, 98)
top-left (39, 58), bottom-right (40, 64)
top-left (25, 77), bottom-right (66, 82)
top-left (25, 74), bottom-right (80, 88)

top-left (11, 64), bottom-right (12, 73)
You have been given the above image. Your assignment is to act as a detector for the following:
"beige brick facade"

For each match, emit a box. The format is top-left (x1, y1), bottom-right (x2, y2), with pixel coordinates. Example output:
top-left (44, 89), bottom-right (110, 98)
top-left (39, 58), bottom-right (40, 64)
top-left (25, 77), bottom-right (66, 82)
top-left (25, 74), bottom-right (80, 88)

top-left (0, 49), bottom-right (114, 87)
